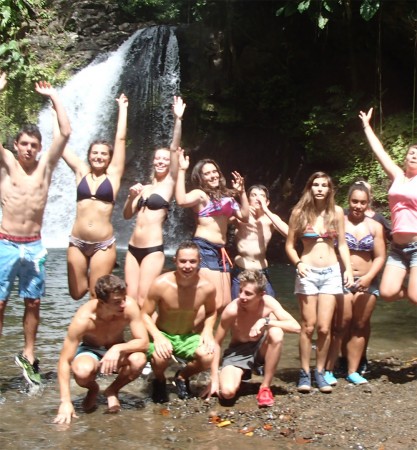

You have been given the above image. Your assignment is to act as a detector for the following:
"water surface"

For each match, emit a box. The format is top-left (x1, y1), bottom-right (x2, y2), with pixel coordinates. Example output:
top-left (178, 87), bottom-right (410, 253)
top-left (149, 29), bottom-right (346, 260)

top-left (0, 249), bottom-right (416, 449)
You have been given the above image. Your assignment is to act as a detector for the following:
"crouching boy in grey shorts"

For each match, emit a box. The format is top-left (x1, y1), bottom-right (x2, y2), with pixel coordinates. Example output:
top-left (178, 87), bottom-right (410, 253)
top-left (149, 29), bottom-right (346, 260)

top-left (203, 270), bottom-right (300, 407)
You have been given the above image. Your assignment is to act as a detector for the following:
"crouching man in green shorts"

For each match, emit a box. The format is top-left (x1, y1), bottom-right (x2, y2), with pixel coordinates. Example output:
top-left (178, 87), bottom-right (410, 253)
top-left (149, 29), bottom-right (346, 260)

top-left (53, 275), bottom-right (149, 424)
top-left (203, 270), bottom-right (300, 407)
top-left (142, 240), bottom-right (216, 403)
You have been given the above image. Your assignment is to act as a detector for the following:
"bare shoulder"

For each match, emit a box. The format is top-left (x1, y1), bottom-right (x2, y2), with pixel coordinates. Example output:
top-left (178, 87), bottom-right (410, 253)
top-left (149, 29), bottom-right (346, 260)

top-left (69, 301), bottom-right (97, 333)
top-left (335, 205), bottom-right (345, 216)
top-left (221, 299), bottom-right (239, 318)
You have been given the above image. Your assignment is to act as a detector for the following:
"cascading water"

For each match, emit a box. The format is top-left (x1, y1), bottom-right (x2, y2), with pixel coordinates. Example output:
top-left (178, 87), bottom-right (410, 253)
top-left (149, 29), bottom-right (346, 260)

top-left (39, 26), bottom-right (186, 250)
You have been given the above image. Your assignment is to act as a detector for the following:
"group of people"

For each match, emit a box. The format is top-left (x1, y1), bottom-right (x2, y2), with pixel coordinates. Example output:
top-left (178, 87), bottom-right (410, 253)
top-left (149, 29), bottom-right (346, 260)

top-left (1, 71), bottom-right (416, 424)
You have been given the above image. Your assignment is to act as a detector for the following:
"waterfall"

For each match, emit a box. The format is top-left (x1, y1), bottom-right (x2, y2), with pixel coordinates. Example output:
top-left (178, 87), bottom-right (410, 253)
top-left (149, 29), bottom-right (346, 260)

top-left (40, 26), bottom-right (185, 250)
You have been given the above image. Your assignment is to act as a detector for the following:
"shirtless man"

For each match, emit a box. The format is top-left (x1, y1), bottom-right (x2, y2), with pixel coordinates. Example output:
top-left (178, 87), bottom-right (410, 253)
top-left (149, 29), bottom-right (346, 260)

top-left (231, 185), bottom-right (288, 299)
top-left (142, 240), bottom-right (216, 403)
top-left (53, 275), bottom-right (148, 424)
top-left (0, 73), bottom-right (71, 384)
top-left (204, 269), bottom-right (300, 407)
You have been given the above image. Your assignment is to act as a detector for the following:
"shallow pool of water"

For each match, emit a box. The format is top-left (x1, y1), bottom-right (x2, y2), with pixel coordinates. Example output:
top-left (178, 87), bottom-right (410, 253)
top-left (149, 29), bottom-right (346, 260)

top-left (0, 249), bottom-right (415, 448)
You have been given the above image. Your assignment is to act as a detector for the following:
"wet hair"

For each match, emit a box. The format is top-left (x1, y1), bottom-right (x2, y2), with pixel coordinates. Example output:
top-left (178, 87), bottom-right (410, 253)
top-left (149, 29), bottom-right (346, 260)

top-left (175, 240), bottom-right (201, 258)
top-left (191, 158), bottom-right (236, 200)
top-left (291, 171), bottom-right (337, 238)
top-left (95, 274), bottom-right (126, 301)
top-left (247, 184), bottom-right (270, 200)
top-left (15, 124), bottom-right (42, 144)
top-left (349, 181), bottom-right (370, 202)
top-left (237, 269), bottom-right (267, 293)
top-left (87, 139), bottom-right (114, 161)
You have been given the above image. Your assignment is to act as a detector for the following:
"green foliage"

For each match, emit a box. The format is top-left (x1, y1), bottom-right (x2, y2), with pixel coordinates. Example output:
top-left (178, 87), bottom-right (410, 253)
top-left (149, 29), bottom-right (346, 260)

top-left (117, 0), bottom-right (182, 22)
top-left (276, 0), bottom-right (380, 29)
top-left (301, 85), bottom-right (360, 165)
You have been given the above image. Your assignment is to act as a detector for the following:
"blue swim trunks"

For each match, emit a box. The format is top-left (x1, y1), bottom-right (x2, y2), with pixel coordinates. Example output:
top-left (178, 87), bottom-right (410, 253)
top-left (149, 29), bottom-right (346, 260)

top-left (0, 236), bottom-right (47, 300)
top-left (192, 237), bottom-right (232, 272)
top-left (75, 343), bottom-right (108, 361)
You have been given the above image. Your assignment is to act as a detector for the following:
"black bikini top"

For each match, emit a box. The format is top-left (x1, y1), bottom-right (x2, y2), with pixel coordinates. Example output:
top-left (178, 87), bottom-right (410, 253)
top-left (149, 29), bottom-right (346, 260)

top-left (76, 175), bottom-right (115, 204)
top-left (137, 193), bottom-right (170, 211)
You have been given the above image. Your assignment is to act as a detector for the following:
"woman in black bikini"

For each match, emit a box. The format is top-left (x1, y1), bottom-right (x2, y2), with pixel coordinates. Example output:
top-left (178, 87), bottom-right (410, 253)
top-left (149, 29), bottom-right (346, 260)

top-left (123, 96), bottom-right (185, 307)
top-left (62, 93), bottom-right (128, 300)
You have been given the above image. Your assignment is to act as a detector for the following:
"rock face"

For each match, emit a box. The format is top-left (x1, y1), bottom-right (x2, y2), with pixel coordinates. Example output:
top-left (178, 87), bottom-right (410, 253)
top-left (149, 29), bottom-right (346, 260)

top-left (28, 1), bottom-right (145, 71)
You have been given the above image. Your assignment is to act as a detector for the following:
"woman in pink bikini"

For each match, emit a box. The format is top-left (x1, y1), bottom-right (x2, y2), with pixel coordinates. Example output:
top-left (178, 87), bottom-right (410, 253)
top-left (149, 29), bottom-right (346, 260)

top-left (360, 108), bottom-right (417, 305)
top-left (62, 93), bottom-right (128, 300)
top-left (123, 96), bottom-right (185, 307)
top-left (286, 172), bottom-right (353, 393)
top-left (175, 151), bottom-right (249, 314)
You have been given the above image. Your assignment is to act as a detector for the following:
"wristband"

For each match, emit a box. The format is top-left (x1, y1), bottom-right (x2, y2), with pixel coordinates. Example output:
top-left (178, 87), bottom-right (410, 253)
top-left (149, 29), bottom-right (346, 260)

top-left (264, 317), bottom-right (270, 326)
top-left (295, 260), bottom-right (303, 267)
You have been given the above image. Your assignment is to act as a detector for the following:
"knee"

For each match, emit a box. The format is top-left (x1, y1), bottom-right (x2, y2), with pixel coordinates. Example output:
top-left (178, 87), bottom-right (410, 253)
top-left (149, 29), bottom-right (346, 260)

top-left (195, 348), bottom-right (214, 369)
top-left (302, 323), bottom-right (315, 338)
top-left (219, 383), bottom-right (238, 399)
top-left (266, 327), bottom-right (284, 345)
top-left (129, 352), bottom-right (147, 373)
top-left (316, 324), bottom-right (331, 336)
top-left (72, 359), bottom-right (97, 384)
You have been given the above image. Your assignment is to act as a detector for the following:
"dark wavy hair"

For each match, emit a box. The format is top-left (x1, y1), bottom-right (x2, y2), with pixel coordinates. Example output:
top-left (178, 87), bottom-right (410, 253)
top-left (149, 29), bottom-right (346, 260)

top-left (190, 158), bottom-right (236, 200)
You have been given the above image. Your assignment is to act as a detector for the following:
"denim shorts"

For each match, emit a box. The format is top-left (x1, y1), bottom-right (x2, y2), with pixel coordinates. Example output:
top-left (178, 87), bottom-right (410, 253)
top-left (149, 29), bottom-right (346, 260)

top-left (343, 276), bottom-right (379, 297)
top-left (294, 263), bottom-right (343, 295)
top-left (231, 266), bottom-right (275, 299)
top-left (0, 238), bottom-right (47, 300)
top-left (386, 242), bottom-right (417, 270)
top-left (192, 237), bottom-right (231, 272)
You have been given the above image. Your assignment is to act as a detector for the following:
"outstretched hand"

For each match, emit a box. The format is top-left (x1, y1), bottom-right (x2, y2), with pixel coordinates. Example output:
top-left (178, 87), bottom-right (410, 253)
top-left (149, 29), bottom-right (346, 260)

top-left (359, 108), bottom-right (373, 127)
top-left (178, 148), bottom-right (189, 171)
top-left (173, 96), bottom-right (186, 120)
top-left (231, 171), bottom-right (245, 193)
top-left (116, 93), bottom-right (128, 109)
top-left (35, 81), bottom-right (57, 98)
top-left (53, 401), bottom-right (78, 425)
top-left (0, 72), bottom-right (7, 92)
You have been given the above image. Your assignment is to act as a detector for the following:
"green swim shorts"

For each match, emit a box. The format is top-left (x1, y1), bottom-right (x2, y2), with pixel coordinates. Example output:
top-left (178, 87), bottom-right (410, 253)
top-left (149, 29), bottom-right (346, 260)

top-left (147, 331), bottom-right (201, 361)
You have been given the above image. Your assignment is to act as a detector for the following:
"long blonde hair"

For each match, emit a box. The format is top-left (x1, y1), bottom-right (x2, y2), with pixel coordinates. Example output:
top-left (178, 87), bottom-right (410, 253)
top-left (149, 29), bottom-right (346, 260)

top-left (291, 171), bottom-right (337, 238)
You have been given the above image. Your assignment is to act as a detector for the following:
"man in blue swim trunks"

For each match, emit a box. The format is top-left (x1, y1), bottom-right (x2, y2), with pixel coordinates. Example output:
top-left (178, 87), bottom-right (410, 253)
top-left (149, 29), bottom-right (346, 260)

top-left (0, 73), bottom-right (71, 385)
top-left (53, 275), bottom-right (148, 424)
top-left (142, 240), bottom-right (217, 403)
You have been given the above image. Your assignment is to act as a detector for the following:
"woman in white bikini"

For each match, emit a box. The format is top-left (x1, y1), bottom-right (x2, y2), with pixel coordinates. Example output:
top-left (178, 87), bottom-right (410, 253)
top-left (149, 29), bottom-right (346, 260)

top-left (360, 108), bottom-right (417, 304)
top-left (123, 96), bottom-right (185, 307)
top-left (286, 172), bottom-right (353, 393)
top-left (62, 93), bottom-right (128, 300)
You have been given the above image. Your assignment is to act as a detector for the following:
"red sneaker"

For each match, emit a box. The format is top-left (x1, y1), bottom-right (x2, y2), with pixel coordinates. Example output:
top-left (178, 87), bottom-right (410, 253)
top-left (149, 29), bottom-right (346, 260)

top-left (256, 386), bottom-right (274, 407)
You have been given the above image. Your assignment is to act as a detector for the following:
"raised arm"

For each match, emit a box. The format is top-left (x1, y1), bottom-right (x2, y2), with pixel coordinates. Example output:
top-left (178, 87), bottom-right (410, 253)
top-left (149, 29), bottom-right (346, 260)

top-left (359, 108), bottom-right (402, 181)
top-left (169, 96), bottom-right (186, 179)
top-left (259, 197), bottom-right (289, 236)
top-left (231, 171), bottom-right (250, 222)
top-left (108, 93), bottom-right (128, 177)
top-left (175, 149), bottom-right (205, 208)
top-left (35, 81), bottom-right (71, 168)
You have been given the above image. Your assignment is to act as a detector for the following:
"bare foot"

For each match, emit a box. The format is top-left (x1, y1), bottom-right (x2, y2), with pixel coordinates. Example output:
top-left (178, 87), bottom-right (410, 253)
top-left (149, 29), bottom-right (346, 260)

top-left (82, 385), bottom-right (99, 413)
top-left (104, 387), bottom-right (121, 413)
